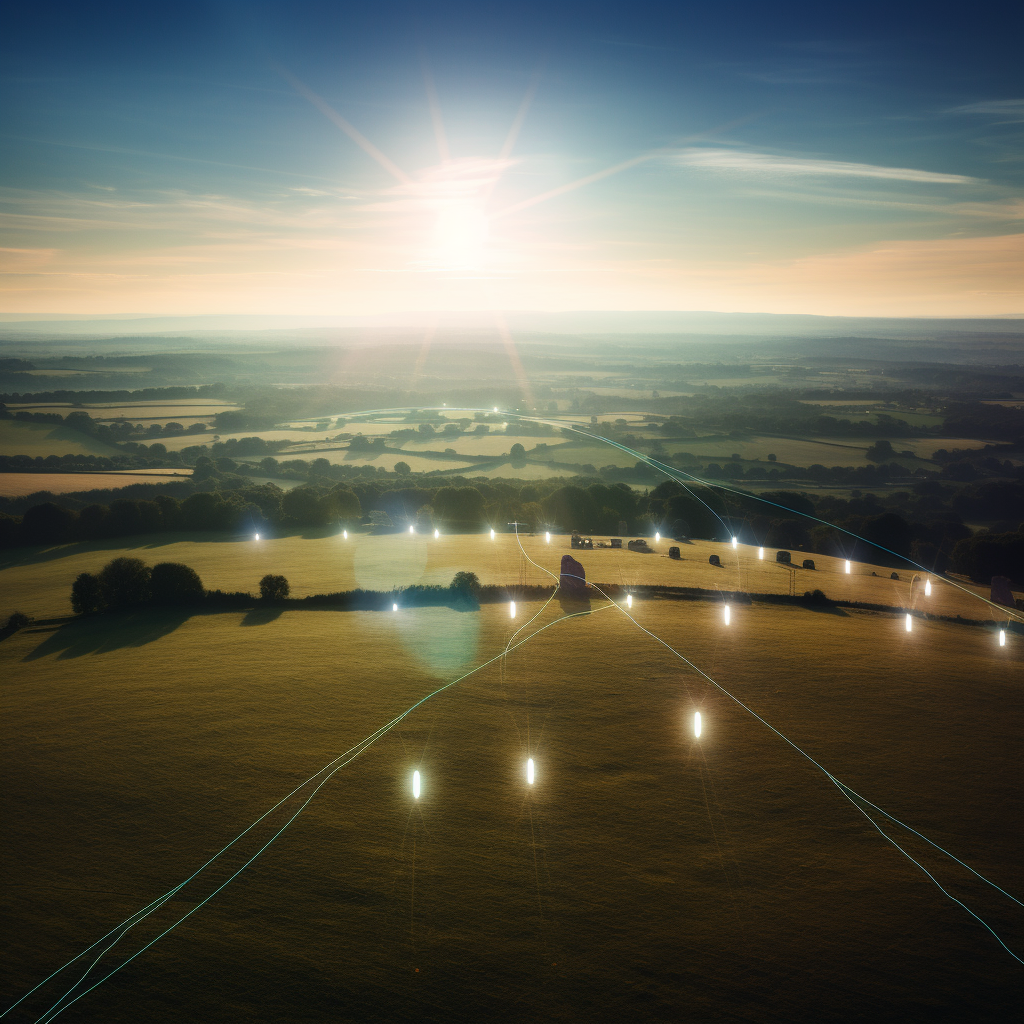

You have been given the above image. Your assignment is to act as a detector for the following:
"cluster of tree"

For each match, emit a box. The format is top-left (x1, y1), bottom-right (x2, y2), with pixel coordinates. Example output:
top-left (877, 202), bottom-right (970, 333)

top-left (71, 557), bottom-right (205, 613)
top-left (951, 530), bottom-right (1024, 586)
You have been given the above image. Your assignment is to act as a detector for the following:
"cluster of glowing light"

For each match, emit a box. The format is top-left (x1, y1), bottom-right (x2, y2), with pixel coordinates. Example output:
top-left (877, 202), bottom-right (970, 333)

top-left (758, 546), bottom-right (764, 560)
top-left (845, 560), bottom-right (852, 574)
top-left (905, 613), bottom-right (913, 632)
top-left (545, 531), bottom-right (551, 543)
top-left (626, 593), bottom-right (633, 609)
top-left (412, 770), bottom-right (421, 799)
top-left (392, 602), bottom-right (399, 612)
top-left (526, 757), bottom-right (535, 785)
top-left (732, 536), bottom-right (738, 549)
top-left (723, 604), bottom-right (731, 626)
top-left (490, 528), bottom-right (496, 540)
top-left (925, 579), bottom-right (932, 596)
top-left (254, 533), bottom-right (260, 541)
top-left (510, 601), bottom-right (517, 618)
top-left (434, 528), bottom-right (440, 539)
top-left (694, 711), bottom-right (702, 738)
top-left (342, 529), bottom-right (348, 540)
top-left (999, 630), bottom-right (1006, 647)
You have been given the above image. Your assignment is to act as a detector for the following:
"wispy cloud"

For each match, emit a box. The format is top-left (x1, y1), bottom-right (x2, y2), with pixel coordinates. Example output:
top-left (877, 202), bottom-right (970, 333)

top-left (673, 149), bottom-right (977, 184)
top-left (946, 99), bottom-right (1024, 123)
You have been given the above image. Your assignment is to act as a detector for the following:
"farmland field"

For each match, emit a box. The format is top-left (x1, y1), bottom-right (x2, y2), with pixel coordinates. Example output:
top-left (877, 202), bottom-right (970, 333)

top-left (2, 599), bottom-right (1020, 1021)
top-left (0, 533), bottom-right (1011, 626)
top-left (396, 434), bottom-right (554, 456)
top-left (0, 470), bottom-right (192, 498)
top-left (6, 402), bottom-right (240, 422)
top-left (0, 420), bottom-right (120, 458)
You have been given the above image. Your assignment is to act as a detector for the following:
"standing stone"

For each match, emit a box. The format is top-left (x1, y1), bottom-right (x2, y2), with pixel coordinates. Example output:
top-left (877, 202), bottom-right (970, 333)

top-left (560, 554), bottom-right (587, 591)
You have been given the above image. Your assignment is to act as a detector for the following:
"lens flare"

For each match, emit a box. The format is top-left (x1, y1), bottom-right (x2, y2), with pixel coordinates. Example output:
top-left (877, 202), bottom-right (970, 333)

top-left (845, 560), bottom-right (852, 574)
top-left (434, 528), bottom-right (440, 539)
top-left (758, 547), bottom-right (764, 560)
top-left (694, 712), bottom-right (702, 738)
top-left (490, 528), bottom-right (495, 540)
top-left (925, 579), bottom-right (931, 596)
top-left (413, 770), bottom-right (421, 799)
top-left (905, 613), bottom-right (913, 632)
top-left (655, 532), bottom-right (660, 542)
top-left (409, 525), bottom-right (415, 534)
top-left (342, 530), bottom-right (348, 539)
top-left (393, 603), bottom-right (398, 612)
top-left (732, 536), bottom-right (738, 549)
top-left (510, 601), bottom-right (516, 618)
top-left (626, 593), bottom-right (633, 609)
top-left (999, 630), bottom-right (1006, 647)
top-left (254, 533), bottom-right (260, 541)
top-left (723, 604), bottom-right (731, 626)
top-left (545, 531), bottom-right (551, 543)
top-left (527, 758), bottom-right (535, 784)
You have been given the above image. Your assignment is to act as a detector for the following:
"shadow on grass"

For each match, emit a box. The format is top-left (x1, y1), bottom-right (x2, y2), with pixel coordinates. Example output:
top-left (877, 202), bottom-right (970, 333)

top-left (22, 609), bottom-right (194, 661)
top-left (240, 606), bottom-right (283, 626)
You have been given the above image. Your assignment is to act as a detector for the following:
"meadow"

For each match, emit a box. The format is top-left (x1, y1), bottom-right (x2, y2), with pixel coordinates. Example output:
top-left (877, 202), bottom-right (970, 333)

top-left (2, 598), bottom-right (1020, 1022)
top-left (0, 470), bottom-right (193, 498)
top-left (0, 532), bottom-right (1010, 626)
top-left (0, 420), bottom-right (119, 458)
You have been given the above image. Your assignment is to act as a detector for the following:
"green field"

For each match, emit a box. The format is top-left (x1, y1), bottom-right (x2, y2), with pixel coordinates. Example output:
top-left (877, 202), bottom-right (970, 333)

top-left (2, 599), bottom-right (1020, 1021)
top-left (0, 532), bottom-right (1007, 625)
top-left (0, 420), bottom-right (121, 458)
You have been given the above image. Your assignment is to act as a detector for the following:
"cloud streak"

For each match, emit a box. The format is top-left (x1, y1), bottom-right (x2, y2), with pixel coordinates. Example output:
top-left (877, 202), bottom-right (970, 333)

top-left (674, 149), bottom-right (977, 184)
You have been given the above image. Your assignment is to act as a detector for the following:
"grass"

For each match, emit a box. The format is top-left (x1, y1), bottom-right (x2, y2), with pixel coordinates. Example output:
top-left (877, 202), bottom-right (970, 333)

top-left (2, 600), bottom-right (1020, 1021)
top-left (0, 471), bottom-right (192, 498)
top-left (1, 532), bottom-right (1009, 625)
top-left (0, 420), bottom-right (120, 458)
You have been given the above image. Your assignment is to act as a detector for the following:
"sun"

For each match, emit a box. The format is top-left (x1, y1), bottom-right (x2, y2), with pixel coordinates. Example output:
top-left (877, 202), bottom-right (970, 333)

top-left (432, 201), bottom-right (489, 270)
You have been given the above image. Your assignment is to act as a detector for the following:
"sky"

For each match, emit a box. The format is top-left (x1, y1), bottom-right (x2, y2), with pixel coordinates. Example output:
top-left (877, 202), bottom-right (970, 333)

top-left (1, 0), bottom-right (1022, 318)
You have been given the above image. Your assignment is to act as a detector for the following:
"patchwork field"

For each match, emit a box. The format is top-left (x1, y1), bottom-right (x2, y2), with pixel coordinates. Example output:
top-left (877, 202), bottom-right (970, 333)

top-left (0, 470), bottom-right (193, 498)
top-left (1, 533), bottom-right (1012, 626)
top-left (6, 402), bottom-right (240, 424)
top-left (2, 600), bottom-right (1020, 1021)
top-left (0, 420), bottom-right (120, 458)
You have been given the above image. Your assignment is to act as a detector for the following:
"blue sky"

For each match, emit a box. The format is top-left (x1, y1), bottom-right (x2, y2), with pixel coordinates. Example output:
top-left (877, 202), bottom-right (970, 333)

top-left (1, 1), bottom-right (1021, 316)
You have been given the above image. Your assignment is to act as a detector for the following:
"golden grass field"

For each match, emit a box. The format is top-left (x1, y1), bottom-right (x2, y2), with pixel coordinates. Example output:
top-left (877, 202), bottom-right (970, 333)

top-left (0, 421), bottom-right (120, 458)
top-left (6, 402), bottom-right (240, 421)
top-left (2, 599), bottom-right (1021, 1021)
top-left (0, 471), bottom-right (193, 498)
top-left (1, 533), bottom-right (1014, 626)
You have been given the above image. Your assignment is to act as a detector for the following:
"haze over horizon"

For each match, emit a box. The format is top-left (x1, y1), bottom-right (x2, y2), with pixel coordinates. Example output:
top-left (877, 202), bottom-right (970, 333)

top-left (2, 1), bottom-right (1022, 319)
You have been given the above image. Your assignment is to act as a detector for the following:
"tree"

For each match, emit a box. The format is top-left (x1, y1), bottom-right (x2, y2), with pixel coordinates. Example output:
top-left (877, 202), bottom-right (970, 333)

top-left (150, 562), bottom-right (204, 605)
top-left (394, 461), bottom-right (411, 475)
top-left (327, 484), bottom-right (361, 523)
top-left (767, 453), bottom-right (777, 462)
top-left (21, 502), bottom-right (76, 545)
top-left (432, 486), bottom-right (485, 528)
top-left (450, 571), bottom-right (480, 594)
top-left (71, 572), bottom-right (102, 614)
top-left (98, 557), bottom-right (151, 610)
top-left (7, 611), bottom-right (30, 630)
top-left (509, 443), bottom-right (526, 461)
top-left (866, 439), bottom-right (895, 463)
top-left (282, 486), bottom-right (328, 526)
top-left (259, 574), bottom-right (290, 600)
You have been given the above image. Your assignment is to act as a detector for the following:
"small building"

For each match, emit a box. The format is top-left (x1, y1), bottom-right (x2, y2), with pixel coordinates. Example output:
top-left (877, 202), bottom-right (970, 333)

top-left (802, 559), bottom-right (815, 570)
top-left (669, 546), bottom-right (681, 559)
top-left (709, 554), bottom-right (721, 566)
top-left (776, 550), bottom-right (791, 564)
top-left (610, 538), bottom-right (622, 548)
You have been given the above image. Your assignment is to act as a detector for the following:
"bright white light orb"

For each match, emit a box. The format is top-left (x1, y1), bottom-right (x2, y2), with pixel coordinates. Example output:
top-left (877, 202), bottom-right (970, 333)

top-left (510, 601), bottom-right (516, 619)
top-left (723, 604), bottom-right (731, 626)
top-left (758, 546), bottom-right (764, 560)
top-left (732, 536), bottom-right (738, 549)
top-left (413, 770), bottom-right (421, 799)
top-left (342, 529), bottom-right (348, 539)
top-left (493, 406), bottom-right (498, 412)
top-left (434, 529), bottom-right (440, 539)
top-left (626, 594), bottom-right (633, 609)
top-left (905, 613), bottom-right (913, 632)
top-left (393, 603), bottom-right (398, 612)
top-left (845, 560), bottom-right (852, 574)
top-left (254, 533), bottom-right (260, 541)
top-left (655, 532), bottom-right (660, 542)
top-left (527, 758), bottom-right (535, 785)
top-left (409, 525), bottom-right (415, 534)
top-left (924, 579), bottom-right (931, 596)
top-left (490, 529), bottom-right (495, 540)
top-left (999, 630), bottom-right (1006, 647)
top-left (694, 712), bottom-right (702, 738)
top-left (545, 531), bottom-right (551, 543)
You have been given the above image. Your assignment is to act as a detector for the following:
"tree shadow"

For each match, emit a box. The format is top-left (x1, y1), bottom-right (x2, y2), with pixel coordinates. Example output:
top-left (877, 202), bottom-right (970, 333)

top-left (22, 609), bottom-right (193, 661)
top-left (558, 592), bottom-right (592, 615)
top-left (240, 606), bottom-right (283, 626)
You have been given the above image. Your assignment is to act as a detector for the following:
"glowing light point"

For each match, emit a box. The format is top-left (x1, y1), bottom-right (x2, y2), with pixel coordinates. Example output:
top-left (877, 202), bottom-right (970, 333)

top-left (527, 758), bottom-right (535, 785)
top-left (409, 525), bottom-right (415, 534)
top-left (999, 630), bottom-right (1006, 647)
top-left (655, 532), bottom-right (660, 542)
top-left (434, 529), bottom-right (440, 539)
top-left (626, 593), bottom-right (633, 609)
top-left (393, 603), bottom-right (398, 612)
top-left (493, 406), bottom-right (498, 412)
top-left (413, 770), bottom-right (420, 799)
top-left (490, 529), bottom-right (495, 540)
top-left (510, 601), bottom-right (517, 619)
top-left (732, 536), bottom-right (738, 549)
top-left (545, 531), bottom-right (551, 543)
top-left (758, 546), bottom-right (764, 560)
top-left (924, 579), bottom-right (931, 597)
top-left (845, 560), bottom-right (852, 574)
top-left (254, 533), bottom-right (260, 541)
top-left (694, 712), bottom-right (702, 738)
top-left (905, 613), bottom-right (913, 633)
top-left (723, 604), bottom-right (731, 626)
top-left (342, 530), bottom-right (348, 539)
